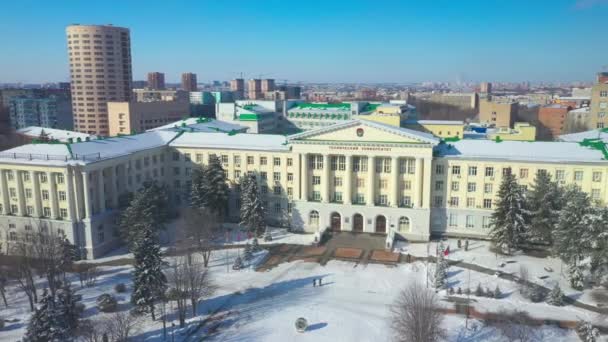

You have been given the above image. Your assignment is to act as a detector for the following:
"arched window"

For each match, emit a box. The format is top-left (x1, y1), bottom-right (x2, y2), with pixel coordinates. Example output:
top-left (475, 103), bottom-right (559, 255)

top-left (399, 217), bottom-right (410, 232)
top-left (309, 210), bottom-right (319, 228)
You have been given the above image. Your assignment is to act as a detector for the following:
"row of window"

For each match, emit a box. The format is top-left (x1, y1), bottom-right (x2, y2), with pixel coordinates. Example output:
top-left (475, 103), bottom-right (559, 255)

top-left (175, 152), bottom-right (294, 168)
top-left (3, 171), bottom-right (64, 184)
top-left (309, 155), bottom-right (417, 174)
top-left (0, 203), bottom-right (69, 218)
top-left (446, 214), bottom-right (492, 229)
top-left (437, 165), bottom-right (602, 182)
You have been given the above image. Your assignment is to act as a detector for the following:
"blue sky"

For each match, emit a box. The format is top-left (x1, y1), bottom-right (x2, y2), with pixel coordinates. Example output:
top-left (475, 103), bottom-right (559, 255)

top-left (1, 0), bottom-right (606, 83)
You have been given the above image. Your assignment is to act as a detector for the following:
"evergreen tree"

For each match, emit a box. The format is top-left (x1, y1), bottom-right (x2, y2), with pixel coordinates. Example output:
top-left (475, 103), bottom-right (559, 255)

top-left (120, 181), bottom-right (169, 249)
top-left (195, 155), bottom-right (229, 217)
top-left (239, 174), bottom-right (266, 236)
top-left (55, 282), bottom-right (81, 333)
top-left (131, 222), bottom-right (167, 320)
top-left (24, 289), bottom-right (68, 342)
top-left (243, 242), bottom-right (253, 261)
top-left (59, 238), bottom-right (78, 276)
top-left (489, 170), bottom-right (527, 254)
top-left (190, 167), bottom-right (206, 210)
top-left (588, 207), bottom-right (608, 285)
top-left (493, 285), bottom-right (502, 299)
top-left (526, 170), bottom-right (562, 245)
top-left (475, 283), bottom-right (484, 297)
top-left (553, 185), bottom-right (592, 266)
top-left (251, 237), bottom-right (261, 252)
top-left (547, 283), bottom-right (564, 306)
top-left (568, 263), bottom-right (585, 290)
top-left (577, 320), bottom-right (599, 342)
top-left (433, 243), bottom-right (448, 289)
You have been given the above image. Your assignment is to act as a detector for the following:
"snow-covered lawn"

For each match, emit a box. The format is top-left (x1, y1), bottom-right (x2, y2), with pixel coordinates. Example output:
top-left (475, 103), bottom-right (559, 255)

top-left (0, 244), bottom-right (595, 341)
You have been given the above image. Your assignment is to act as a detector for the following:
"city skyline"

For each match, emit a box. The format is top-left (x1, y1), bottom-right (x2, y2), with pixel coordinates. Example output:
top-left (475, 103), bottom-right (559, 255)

top-left (1, 0), bottom-right (607, 84)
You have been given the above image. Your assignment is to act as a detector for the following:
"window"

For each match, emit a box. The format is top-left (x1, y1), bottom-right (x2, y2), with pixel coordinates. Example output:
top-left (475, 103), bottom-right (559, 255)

top-left (261, 186), bottom-right (268, 194)
top-left (600, 91), bottom-right (607, 97)
top-left (485, 167), bottom-right (494, 177)
top-left (309, 211), bottom-right (319, 226)
top-left (376, 157), bottom-right (391, 173)
top-left (274, 202), bottom-right (281, 213)
top-left (247, 156), bottom-right (254, 165)
top-left (10, 205), bottom-right (18, 214)
top-left (60, 208), bottom-right (68, 218)
top-left (234, 155), bottom-right (241, 165)
top-left (221, 155), bottom-right (229, 164)
top-left (287, 158), bottom-right (293, 166)
top-left (43, 207), bottom-right (51, 217)
top-left (173, 152), bottom-right (180, 161)
top-left (260, 157), bottom-right (267, 165)
top-left (379, 194), bottom-right (388, 205)
top-left (331, 156), bottom-right (346, 171)
top-left (312, 176), bottom-right (321, 185)
top-left (433, 196), bottom-right (443, 207)
top-left (287, 187), bottom-right (293, 197)
top-left (23, 172), bottom-right (30, 182)
top-left (591, 189), bottom-right (601, 200)
top-left (482, 216), bottom-right (491, 229)
top-left (352, 156), bottom-right (368, 172)
top-left (355, 193), bottom-right (365, 204)
top-left (435, 165), bottom-right (444, 174)
top-left (356, 178), bottom-right (365, 187)
top-left (449, 214), bottom-right (457, 227)
top-left (402, 196), bottom-right (412, 207)
top-left (400, 158), bottom-right (415, 174)
top-left (334, 191), bottom-right (343, 202)
top-left (556, 170), bottom-right (565, 180)
top-left (449, 196), bottom-right (459, 207)
top-left (308, 155), bottom-right (323, 169)
top-left (403, 180), bottom-right (412, 190)
top-left (435, 181), bottom-right (443, 191)
top-left (483, 199), bottom-right (492, 209)
top-left (451, 182), bottom-right (459, 191)
top-left (9, 231), bottom-right (17, 241)
top-left (273, 157), bottom-right (281, 166)
top-left (484, 183), bottom-right (493, 193)
top-left (56, 173), bottom-right (64, 184)
top-left (520, 169), bottom-right (529, 179)
top-left (398, 217), bottom-right (410, 231)
top-left (466, 197), bottom-right (475, 208)
top-left (273, 186), bottom-right (281, 195)
top-left (9, 188), bottom-right (16, 197)
top-left (287, 203), bottom-right (293, 214)
top-left (26, 206), bottom-right (34, 216)
top-left (273, 172), bottom-right (281, 182)
top-left (466, 215), bottom-right (474, 228)
top-left (287, 173), bottom-right (294, 182)
top-left (593, 171), bottom-right (602, 182)
top-left (312, 191), bottom-right (321, 201)
top-left (574, 171), bottom-right (583, 181)
top-left (184, 153), bottom-right (191, 162)
top-left (452, 166), bottom-right (461, 175)
top-left (25, 188), bottom-right (32, 198)
top-left (379, 179), bottom-right (388, 189)
top-left (467, 182), bottom-right (476, 192)
top-left (40, 173), bottom-right (48, 183)
top-left (234, 170), bottom-right (241, 179)
top-left (196, 154), bottom-right (203, 162)
top-left (42, 190), bottom-right (49, 200)
top-left (173, 167), bottom-right (180, 176)
top-left (58, 191), bottom-right (66, 201)
top-left (6, 171), bottom-right (13, 181)
top-left (261, 172), bottom-right (267, 180)
top-left (334, 177), bottom-right (343, 186)
top-left (468, 166), bottom-right (477, 176)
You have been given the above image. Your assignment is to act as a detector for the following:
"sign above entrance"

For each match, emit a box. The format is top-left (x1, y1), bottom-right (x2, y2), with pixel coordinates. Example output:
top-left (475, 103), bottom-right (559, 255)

top-left (329, 146), bottom-right (392, 152)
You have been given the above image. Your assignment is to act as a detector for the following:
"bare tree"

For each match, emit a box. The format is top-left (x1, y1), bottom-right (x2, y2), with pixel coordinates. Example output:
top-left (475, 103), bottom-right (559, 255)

top-left (390, 281), bottom-right (445, 342)
top-left (183, 257), bottom-right (215, 316)
top-left (102, 311), bottom-right (142, 342)
top-left (30, 223), bottom-right (65, 297)
top-left (181, 207), bottom-right (218, 267)
top-left (485, 309), bottom-right (540, 342)
top-left (10, 236), bottom-right (38, 311)
top-left (166, 258), bottom-right (189, 328)
top-left (0, 266), bottom-right (9, 307)
top-left (73, 263), bottom-right (100, 288)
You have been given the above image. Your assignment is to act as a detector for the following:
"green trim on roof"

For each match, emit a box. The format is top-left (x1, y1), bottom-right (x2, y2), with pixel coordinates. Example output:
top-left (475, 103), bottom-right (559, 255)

top-left (239, 113), bottom-right (263, 121)
top-left (580, 138), bottom-right (608, 159)
top-left (293, 103), bottom-right (351, 110)
top-left (362, 103), bottom-right (381, 112)
top-left (442, 136), bottom-right (461, 142)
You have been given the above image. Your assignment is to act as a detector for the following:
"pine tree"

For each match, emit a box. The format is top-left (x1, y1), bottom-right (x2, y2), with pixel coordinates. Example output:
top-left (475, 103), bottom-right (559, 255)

top-left (120, 181), bottom-right (169, 249)
top-left (193, 155), bottom-right (229, 217)
top-left (577, 320), bottom-right (599, 342)
top-left (24, 289), bottom-right (68, 342)
top-left (553, 185), bottom-right (593, 266)
top-left (131, 222), bottom-right (167, 320)
top-left (239, 174), bottom-right (266, 236)
top-left (190, 167), bottom-right (206, 209)
top-left (433, 243), bottom-right (448, 289)
top-left (59, 238), bottom-right (78, 276)
top-left (547, 284), bottom-right (564, 306)
top-left (493, 285), bottom-right (502, 299)
top-left (526, 170), bottom-right (562, 245)
top-left (588, 207), bottom-right (608, 286)
top-left (55, 282), bottom-right (81, 333)
top-left (568, 263), bottom-right (585, 290)
top-left (489, 170), bottom-right (527, 254)
top-left (475, 283), bottom-right (484, 297)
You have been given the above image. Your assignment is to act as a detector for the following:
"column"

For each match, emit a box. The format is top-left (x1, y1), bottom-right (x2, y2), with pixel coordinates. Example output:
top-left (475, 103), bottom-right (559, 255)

top-left (322, 154), bottom-right (330, 203)
top-left (97, 169), bottom-right (106, 213)
top-left (294, 153), bottom-right (301, 200)
top-left (16, 171), bottom-right (26, 216)
top-left (390, 157), bottom-right (400, 207)
top-left (31, 171), bottom-right (42, 217)
top-left (344, 155), bottom-right (352, 205)
top-left (415, 158), bottom-right (424, 208)
top-left (367, 156), bottom-right (375, 206)
top-left (109, 166), bottom-right (118, 209)
top-left (82, 171), bottom-right (92, 219)
top-left (301, 153), bottom-right (308, 201)
top-left (49, 171), bottom-right (59, 219)
top-left (72, 169), bottom-right (82, 220)
top-left (65, 169), bottom-right (76, 221)
top-left (0, 170), bottom-right (9, 214)
top-left (422, 158), bottom-right (432, 209)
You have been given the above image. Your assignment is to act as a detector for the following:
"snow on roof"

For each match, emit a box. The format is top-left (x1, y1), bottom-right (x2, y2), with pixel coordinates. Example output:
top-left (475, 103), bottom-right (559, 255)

top-left (170, 132), bottom-right (290, 152)
top-left (16, 126), bottom-right (94, 142)
top-left (288, 103), bottom-right (351, 112)
top-left (148, 118), bottom-right (247, 133)
top-left (435, 139), bottom-right (607, 163)
top-left (406, 120), bottom-right (464, 126)
top-left (558, 129), bottom-right (608, 143)
top-left (568, 107), bottom-right (591, 113)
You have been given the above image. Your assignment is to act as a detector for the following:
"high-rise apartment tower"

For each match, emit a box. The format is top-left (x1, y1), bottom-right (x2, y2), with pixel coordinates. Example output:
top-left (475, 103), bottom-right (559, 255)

top-left (181, 73), bottom-right (197, 92)
top-left (147, 72), bottom-right (165, 90)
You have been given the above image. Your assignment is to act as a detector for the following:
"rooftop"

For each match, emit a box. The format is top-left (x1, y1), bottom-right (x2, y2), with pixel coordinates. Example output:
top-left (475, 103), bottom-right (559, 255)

top-left (170, 132), bottom-right (290, 152)
top-left (16, 126), bottom-right (95, 142)
top-left (290, 103), bottom-right (351, 112)
top-left (148, 117), bottom-right (247, 133)
top-left (558, 128), bottom-right (608, 144)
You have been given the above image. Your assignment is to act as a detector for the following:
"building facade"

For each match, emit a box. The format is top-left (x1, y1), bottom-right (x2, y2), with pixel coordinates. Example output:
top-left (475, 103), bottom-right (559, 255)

top-left (66, 24), bottom-right (132, 136)
top-left (181, 73), bottom-right (197, 92)
top-left (590, 75), bottom-right (608, 129)
top-left (0, 119), bottom-right (607, 258)
top-left (478, 99), bottom-right (518, 128)
top-left (107, 100), bottom-right (190, 135)
top-left (248, 79), bottom-right (262, 100)
top-left (147, 72), bottom-right (166, 90)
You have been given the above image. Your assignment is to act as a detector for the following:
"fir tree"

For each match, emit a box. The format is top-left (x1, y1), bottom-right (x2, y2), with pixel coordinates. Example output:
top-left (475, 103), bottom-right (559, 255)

top-left (433, 243), bottom-right (448, 289)
top-left (568, 263), bottom-right (585, 290)
top-left (239, 174), bottom-right (266, 236)
top-left (120, 181), bottom-right (169, 249)
top-left (55, 282), bottom-right (81, 333)
top-left (577, 320), bottom-right (599, 342)
top-left (547, 284), bottom-right (564, 306)
top-left (475, 283), bottom-right (484, 297)
top-left (24, 289), bottom-right (68, 342)
top-left (526, 170), bottom-right (562, 245)
top-left (131, 222), bottom-right (167, 320)
top-left (588, 207), bottom-right (608, 285)
top-left (190, 167), bottom-right (206, 210)
top-left (193, 155), bottom-right (229, 217)
top-left (493, 285), bottom-right (502, 299)
top-left (554, 186), bottom-right (593, 267)
top-left (59, 238), bottom-right (78, 276)
top-left (489, 170), bottom-right (527, 254)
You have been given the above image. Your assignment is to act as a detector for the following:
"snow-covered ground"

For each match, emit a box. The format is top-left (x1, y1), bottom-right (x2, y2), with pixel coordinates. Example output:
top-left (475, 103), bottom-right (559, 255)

top-left (0, 243), bottom-right (598, 341)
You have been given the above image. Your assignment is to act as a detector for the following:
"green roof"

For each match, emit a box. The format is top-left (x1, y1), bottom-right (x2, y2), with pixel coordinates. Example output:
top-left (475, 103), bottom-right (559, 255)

top-left (580, 138), bottom-right (608, 159)
top-left (362, 103), bottom-right (381, 112)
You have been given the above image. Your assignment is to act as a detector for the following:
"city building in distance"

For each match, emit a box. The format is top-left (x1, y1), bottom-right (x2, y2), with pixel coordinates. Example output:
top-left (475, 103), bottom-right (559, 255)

top-left (66, 24), bottom-right (132, 136)
top-left (147, 72), bottom-right (165, 90)
top-left (181, 72), bottom-right (197, 92)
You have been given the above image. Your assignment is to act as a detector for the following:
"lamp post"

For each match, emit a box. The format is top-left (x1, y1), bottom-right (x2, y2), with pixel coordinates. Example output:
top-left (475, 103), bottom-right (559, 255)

top-left (466, 257), bottom-right (475, 330)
